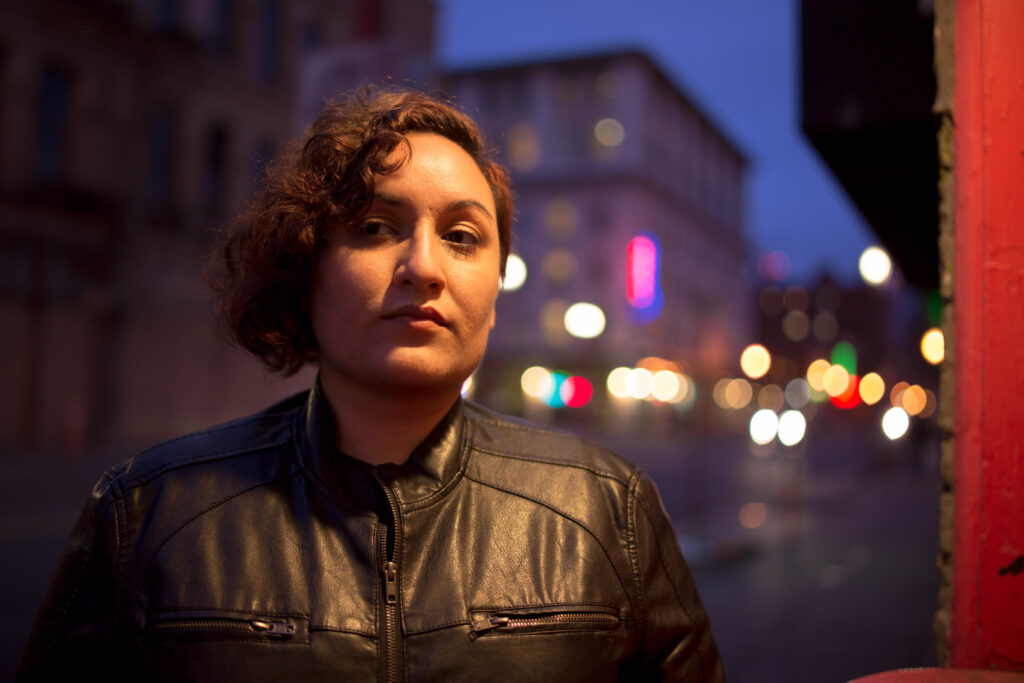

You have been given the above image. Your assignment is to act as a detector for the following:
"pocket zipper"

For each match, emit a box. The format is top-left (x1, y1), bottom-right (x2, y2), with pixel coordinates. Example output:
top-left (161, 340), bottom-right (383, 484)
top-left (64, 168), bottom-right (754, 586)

top-left (149, 616), bottom-right (296, 639)
top-left (469, 608), bottom-right (620, 639)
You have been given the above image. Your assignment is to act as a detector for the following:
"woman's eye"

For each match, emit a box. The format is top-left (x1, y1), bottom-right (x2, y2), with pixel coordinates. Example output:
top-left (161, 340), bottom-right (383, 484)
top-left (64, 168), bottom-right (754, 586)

top-left (358, 221), bottom-right (393, 236)
top-left (443, 229), bottom-right (480, 246)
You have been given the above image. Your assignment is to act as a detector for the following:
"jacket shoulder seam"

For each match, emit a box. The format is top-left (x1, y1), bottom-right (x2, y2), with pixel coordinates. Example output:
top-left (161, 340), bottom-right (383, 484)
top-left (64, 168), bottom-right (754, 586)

top-left (469, 445), bottom-right (632, 485)
top-left (121, 434), bottom-right (295, 491)
top-left (126, 471), bottom-right (303, 614)
top-left (463, 472), bottom-right (633, 600)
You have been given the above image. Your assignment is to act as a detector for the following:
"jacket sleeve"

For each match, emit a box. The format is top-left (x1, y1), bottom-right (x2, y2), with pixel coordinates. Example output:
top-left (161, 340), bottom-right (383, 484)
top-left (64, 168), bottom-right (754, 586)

top-left (16, 472), bottom-right (127, 682)
top-left (631, 471), bottom-right (725, 681)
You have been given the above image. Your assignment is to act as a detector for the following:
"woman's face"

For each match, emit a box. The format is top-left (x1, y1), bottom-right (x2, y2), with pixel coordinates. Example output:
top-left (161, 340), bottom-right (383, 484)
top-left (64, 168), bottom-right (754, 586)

top-left (310, 133), bottom-right (502, 399)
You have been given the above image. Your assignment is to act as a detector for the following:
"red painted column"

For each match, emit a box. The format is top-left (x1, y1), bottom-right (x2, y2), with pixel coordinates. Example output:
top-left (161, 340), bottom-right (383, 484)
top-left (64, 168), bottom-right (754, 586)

top-left (951, 0), bottom-right (1024, 670)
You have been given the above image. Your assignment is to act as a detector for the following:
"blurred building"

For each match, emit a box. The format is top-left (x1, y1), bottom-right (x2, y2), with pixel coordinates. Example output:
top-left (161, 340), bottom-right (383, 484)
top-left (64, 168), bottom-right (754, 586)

top-left (0, 0), bottom-right (435, 450)
top-left (443, 52), bottom-right (750, 415)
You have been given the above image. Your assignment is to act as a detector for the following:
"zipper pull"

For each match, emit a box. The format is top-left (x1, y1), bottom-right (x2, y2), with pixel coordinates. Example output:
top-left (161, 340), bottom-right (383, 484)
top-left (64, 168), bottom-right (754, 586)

top-left (384, 560), bottom-right (398, 604)
top-left (250, 619), bottom-right (295, 636)
top-left (468, 615), bottom-right (510, 640)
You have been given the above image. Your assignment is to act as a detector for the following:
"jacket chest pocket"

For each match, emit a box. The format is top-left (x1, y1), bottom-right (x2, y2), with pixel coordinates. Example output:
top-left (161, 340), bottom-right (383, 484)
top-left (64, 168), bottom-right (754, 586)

top-left (468, 604), bottom-right (622, 640)
top-left (146, 609), bottom-right (309, 644)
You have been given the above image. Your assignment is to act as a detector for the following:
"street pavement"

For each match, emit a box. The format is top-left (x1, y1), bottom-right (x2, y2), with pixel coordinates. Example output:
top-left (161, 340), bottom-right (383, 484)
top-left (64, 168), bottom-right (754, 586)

top-left (0, 419), bottom-right (940, 682)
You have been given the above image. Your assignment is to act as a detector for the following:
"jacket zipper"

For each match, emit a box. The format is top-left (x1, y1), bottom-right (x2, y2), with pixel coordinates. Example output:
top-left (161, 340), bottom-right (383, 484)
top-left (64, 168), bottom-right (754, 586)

top-left (149, 616), bottom-right (296, 639)
top-left (469, 609), bottom-right (620, 639)
top-left (374, 470), bottom-right (402, 683)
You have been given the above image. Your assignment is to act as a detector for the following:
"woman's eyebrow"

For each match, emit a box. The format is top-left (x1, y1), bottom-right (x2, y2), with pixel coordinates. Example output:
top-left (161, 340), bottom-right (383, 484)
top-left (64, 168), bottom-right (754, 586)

top-left (447, 199), bottom-right (494, 221)
top-left (372, 193), bottom-right (494, 221)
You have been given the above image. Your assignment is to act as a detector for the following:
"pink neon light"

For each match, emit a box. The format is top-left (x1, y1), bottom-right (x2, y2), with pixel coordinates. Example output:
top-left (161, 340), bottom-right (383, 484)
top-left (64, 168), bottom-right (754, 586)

top-left (627, 235), bottom-right (657, 308)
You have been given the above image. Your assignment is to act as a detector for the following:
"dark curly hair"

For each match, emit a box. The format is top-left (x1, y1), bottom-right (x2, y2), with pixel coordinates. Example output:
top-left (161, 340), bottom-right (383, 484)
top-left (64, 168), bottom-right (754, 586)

top-left (208, 88), bottom-right (514, 376)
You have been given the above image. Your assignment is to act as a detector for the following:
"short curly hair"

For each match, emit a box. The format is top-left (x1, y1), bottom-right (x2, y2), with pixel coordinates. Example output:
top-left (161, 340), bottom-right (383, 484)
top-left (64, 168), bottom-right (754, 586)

top-left (208, 88), bottom-right (513, 376)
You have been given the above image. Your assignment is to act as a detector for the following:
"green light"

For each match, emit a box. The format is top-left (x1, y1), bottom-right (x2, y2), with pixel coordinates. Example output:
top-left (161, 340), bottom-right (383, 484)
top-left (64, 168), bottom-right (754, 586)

top-left (831, 341), bottom-right (857, 375)
top-left (925, 290), bottom-right (942, 328)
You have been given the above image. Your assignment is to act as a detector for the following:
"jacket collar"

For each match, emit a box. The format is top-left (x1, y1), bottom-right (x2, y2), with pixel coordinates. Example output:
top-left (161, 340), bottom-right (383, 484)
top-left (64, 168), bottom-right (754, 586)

top-left (299, 380), bottom-right (467, 511)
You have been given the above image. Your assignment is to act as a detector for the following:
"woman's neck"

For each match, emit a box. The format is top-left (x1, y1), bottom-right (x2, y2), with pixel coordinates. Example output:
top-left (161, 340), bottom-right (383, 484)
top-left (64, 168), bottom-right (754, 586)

top-left (319, 373), bottom-right (459, 466)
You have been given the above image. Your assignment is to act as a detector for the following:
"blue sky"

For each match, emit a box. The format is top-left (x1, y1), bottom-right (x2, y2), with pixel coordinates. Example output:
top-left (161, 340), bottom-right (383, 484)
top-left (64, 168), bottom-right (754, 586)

top-left (437, 0), bottom-right (875, 284)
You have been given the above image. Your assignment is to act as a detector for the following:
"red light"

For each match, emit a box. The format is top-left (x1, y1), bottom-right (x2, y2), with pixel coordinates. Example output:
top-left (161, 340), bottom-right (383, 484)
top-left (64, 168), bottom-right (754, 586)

top-left (561, 376), bottom-right (593, 408)
top-left (830, 374), bottom-right (862, 409)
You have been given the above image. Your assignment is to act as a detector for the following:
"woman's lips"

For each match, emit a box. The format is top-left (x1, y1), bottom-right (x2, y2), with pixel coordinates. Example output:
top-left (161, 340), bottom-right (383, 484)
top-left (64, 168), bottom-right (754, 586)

top-left (383, 304), bottom-right (448, 327)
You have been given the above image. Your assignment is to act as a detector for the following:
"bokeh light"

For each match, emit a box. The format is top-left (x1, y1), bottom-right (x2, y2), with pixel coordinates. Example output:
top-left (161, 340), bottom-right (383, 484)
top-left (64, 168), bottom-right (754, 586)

top-left (739, 502), bottom-right (768, 529)
top-left (560, 376), bottom-right (593, 408)
top-left (521, 366), bottom-right (553, 400)
top-left (920, 389), bottom-right (937, 419)
top-left (626, 368), bottom-right (654, 400)
top-left (501, 253), bottom-right (527, 292)
top-left (777, 410), bottom-right (807, 446)
top-left (859, 372), bottom-right (885, 405)
top-left (506, 122), bottom-right (541, 170)
top-left (544, 199), bottom-right (577, 239)
top-left (822, 365), bottom-right (851, 397)
top-left (890, 381), bottom-right (910, 407)
top-left (626, 233), bottom-right (664, 324)
top-left (547, 371), bottom-right (568, 408)
top-left (882, 407), bottom-right (910, 440)
top-left (902, 385), bottom-right (927, 416)
top-left (651, 370), bottom-right (681, 402)
top-left (674, 375), bottom-right (695, 407)
top-left (785, 378), bottom-right (811, 408)
top-left (593, 118), bottom-right (625, 147)
top-left (831, 341), bottom-right (857, 374)
top-left (806, 359), bottom-right (831, 392)
top-left (713, 378), bottom-right (731, 409)
top-left (859, 246), bottom-right (893, 286)
top-left (740, 344), bottom-right (771, 379)
top-left (564, 302), bottom-right (606, 339)
top-left (812, 311), bottom-right (839, 342)
top-left (725, 378), bottom-right (753, 409)
top-left (749, 409), bottom-right (779, 445)
top-left (607, 367), bottom-right (631, 399)
top-left (830, 374), bottom-right (861, 409)
top-left (542, 248), bottom-right (577, 283)
top-left (921, 328), bottom-right (944, 365)
top-left (782, 310), bottom-right (810, 341)
top-left (758, 251), bottom-right (791, 281)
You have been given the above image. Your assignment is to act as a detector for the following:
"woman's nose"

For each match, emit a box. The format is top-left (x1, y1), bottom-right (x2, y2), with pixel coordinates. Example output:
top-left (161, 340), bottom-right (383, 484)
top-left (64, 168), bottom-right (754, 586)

top-left (394, 231), bottom-right (445, 290)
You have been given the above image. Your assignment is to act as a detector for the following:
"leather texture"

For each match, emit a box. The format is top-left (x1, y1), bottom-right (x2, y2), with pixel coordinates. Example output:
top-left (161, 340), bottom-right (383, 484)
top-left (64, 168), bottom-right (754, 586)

top-left (18, 385), bottom-right (724, 682)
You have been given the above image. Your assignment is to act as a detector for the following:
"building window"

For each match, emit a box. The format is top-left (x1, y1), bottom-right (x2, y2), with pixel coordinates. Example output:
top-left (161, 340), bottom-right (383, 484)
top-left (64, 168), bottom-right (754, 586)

top-left (255, 0), bottom-right (281, 82)
top-left (36, 64), bottom-right (72, 182)
top-left (203, 123), bottom-right (229, 217)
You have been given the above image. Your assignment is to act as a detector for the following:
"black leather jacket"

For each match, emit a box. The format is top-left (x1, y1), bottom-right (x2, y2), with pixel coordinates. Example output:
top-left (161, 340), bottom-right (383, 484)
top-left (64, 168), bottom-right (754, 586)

top-left (19, 387), bottom-right (724, 682)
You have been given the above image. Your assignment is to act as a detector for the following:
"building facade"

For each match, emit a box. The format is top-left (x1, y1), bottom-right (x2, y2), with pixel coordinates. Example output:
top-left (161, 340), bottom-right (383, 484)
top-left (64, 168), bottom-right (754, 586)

top-left (443, 52), bottom-right (750, 417)
top-left (0, 0), bottom-right (434, 450)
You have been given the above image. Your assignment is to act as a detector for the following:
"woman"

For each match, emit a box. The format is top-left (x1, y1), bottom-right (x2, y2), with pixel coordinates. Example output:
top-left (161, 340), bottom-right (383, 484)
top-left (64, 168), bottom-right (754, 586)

top-left (19, 89), bottom-right (724, 682)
